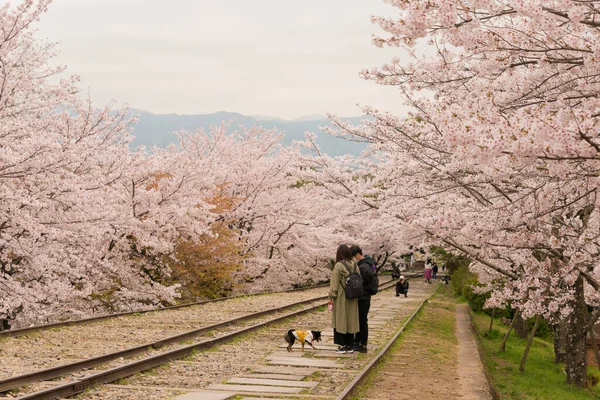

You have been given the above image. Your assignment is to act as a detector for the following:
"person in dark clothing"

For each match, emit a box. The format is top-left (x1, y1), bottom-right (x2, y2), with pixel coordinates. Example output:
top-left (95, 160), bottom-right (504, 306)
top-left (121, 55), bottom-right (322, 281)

top-left (432, 263), bottom-right (439, 280)
top-left (391, 262), bottom-right (400, 280)
top-left (396, 276), bottom-right (409, 297)
top-left (350, 245), bottom-right (374, 353)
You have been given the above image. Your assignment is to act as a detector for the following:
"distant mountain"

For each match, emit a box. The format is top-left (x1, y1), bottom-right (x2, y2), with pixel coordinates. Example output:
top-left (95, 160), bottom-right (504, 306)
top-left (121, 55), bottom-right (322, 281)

top-left (129, 110), bottom-right (369, 157)
top-left (293, 114), bottom-right (327, 122)
top-left (250, 115), bottom-right (286, 122)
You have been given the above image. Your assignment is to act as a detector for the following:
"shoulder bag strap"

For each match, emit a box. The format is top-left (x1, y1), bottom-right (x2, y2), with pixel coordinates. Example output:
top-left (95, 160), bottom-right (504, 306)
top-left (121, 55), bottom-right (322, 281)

top-left (340, 261), bottom-right (352, 289)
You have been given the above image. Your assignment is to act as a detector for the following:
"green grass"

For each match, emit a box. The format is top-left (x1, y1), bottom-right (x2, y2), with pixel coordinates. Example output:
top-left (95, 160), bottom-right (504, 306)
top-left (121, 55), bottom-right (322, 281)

top-left (180, 348), bottom-right (199, 361)
top-left (472, 312), bottom-right (600, 399)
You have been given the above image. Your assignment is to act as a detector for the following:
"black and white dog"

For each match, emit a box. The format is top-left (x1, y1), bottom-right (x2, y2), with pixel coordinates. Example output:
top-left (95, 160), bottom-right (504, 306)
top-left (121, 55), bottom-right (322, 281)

top-left (284, 329), bottom-right (322, 352)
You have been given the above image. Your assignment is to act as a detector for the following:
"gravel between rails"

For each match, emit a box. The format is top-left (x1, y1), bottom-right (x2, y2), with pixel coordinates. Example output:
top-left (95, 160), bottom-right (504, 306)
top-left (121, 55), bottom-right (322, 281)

top-left (66, 280), bottom-right (436, 400)
top-left (3, 299), bottom-right (327, 398)
top-left (0, 287), bottom-right (329, 384)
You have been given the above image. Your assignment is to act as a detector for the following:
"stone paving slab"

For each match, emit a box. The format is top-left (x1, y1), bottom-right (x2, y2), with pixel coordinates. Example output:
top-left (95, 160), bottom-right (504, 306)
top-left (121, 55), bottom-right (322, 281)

top-left (206, 384), bottom-right (303, 394)
top-left (313, 351), bottom-right (354, 358)
top-left (239, 373), bottom-right (306, 381)
top-left (384, 302), bottom-right (408, 308)
top-left (267, 352), bottom-right (353, 361)
top-left (251, 365), bottom-right (317, 375)
top-left (241, 398), bottom-right (294, 400)
top-left (278, 343), bottom-right (339, 350)
top-left (240, 398), bottom-right (294, 400)
top-left (172, 391), bottom-right (236, 400)
top-left (227, 377), bottom-right (317, 388)
top-left (267, 357), bottom-right (343, 368)
top-left (269, 350), bottom-right (304, 358)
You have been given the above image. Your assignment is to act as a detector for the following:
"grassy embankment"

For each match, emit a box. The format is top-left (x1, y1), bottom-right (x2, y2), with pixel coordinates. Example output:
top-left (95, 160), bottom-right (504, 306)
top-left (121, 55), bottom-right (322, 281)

top-left (471, 309), bottom-right (600, 399)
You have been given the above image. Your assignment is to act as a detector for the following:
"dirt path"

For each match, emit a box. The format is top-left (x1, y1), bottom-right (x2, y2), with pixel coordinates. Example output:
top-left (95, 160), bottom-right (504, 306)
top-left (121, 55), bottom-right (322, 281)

top-left (456, 303), bottom-right (492, 399)
top-left (356, 283), bottom-right (492, 400)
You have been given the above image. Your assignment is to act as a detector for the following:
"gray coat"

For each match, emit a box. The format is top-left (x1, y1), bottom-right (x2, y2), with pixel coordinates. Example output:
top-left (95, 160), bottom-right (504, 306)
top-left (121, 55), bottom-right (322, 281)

top-left (328, 261), bottom-right (360, 334)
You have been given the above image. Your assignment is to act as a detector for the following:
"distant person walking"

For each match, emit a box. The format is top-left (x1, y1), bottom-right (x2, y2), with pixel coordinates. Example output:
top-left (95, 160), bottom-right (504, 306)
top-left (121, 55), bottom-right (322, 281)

top-left (396, 276), bottom-right (409, 297)
top-left (391, 262), bottom-right (401, 280)
top-left (424, 258), bottom-right (433, 284)
top-left (432, 263), bottom-right (439, 280)
top-left (350, 245), bottom-right (375, 353)
top-left (328, 244), bottom-right (360, 354)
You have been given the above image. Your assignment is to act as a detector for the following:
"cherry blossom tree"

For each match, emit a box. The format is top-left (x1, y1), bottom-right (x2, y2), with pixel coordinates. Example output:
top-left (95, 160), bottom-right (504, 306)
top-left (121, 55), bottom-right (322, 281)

top-left (170, 125), bottom-right (362, 292)
top-left (307, 0), bottom-right (600, 387)
top-left (0, 0), bottom-right (401, 330)
top-left (0, 0), bottom-right (216, 328)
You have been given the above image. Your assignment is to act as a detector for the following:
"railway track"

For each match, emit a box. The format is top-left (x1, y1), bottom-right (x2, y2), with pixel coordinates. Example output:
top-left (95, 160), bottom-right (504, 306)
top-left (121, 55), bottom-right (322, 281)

top-left (0, 284), bottom-right (329, 339)
top-left (2, 275), bottom-right (434, 400)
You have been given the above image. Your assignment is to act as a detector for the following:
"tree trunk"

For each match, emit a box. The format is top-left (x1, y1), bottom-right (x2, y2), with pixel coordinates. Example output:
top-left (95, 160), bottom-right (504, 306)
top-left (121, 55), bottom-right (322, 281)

top-left (583, 305), bottom-right (600, 369)
top-left (0, 319), bottom-right (9, 331)
top-left (554, 318), bottom-right (568, 364)
top-left (519, 314), bottom-right (540, 372)
top-left (488, 309), bottom-right (495, 334)
top-left (588, 322), bottom-right (600, 370)
top-left (514, 312), bottom-right (529, 339)
top-left (500, 309), bottom-right (519, 353)
top-left (564, 275), bottom-right (588, 388)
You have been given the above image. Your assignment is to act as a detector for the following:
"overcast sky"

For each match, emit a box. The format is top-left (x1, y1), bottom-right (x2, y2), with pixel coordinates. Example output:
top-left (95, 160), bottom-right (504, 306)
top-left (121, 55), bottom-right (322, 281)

top-left (29, 0), bottom-right (410, 119)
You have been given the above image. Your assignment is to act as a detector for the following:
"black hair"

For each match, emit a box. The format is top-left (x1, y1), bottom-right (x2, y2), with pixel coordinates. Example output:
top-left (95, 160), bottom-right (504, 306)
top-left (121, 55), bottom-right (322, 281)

top-left (349, 245), bottom-right (363, 257)
top-left (336, 244), bottom-right (352, 263)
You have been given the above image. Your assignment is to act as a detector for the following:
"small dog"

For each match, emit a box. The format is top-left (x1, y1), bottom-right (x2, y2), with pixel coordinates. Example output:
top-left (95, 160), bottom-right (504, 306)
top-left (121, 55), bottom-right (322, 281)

top-left (284, 329), bottom-right (322, 352)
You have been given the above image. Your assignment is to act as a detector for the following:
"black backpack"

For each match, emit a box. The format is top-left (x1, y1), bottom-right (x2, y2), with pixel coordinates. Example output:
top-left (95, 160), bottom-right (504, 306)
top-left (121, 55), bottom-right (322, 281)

top-left (342, 261), bottom-right (363, 299)
top-left (366, 268), bottom-right (379, 296)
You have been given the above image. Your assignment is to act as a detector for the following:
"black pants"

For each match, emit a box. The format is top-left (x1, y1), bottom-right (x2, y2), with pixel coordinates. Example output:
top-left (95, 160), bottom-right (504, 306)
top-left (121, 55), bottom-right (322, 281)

top-left (354, 297), bottom-right (371, 346)
top-left (334, 329), bottom-right (354, 346)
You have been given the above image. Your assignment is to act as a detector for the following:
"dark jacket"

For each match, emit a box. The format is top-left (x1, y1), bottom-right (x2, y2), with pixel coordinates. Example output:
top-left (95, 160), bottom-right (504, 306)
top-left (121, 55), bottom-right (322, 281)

top-left (396, 279), bottom-right (409, 292)
top-left (357, 255), bottom-right (375, 300)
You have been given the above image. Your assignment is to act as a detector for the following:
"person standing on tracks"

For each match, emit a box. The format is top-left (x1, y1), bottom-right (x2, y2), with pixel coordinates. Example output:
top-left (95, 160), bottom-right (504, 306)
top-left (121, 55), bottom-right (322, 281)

top-left (424, 257), bottom-right (433, 284)
top-left (391, 262), bottom-right (401, 280)
top-left (350, 245), bottom-right (375, 353)
top-left (328, 244), bottom-right (360, 354)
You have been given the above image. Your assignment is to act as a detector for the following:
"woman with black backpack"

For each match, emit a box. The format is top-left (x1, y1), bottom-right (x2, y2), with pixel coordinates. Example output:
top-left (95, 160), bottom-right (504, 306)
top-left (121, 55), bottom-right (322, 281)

top-left (328, 244), bottom-right (360, 354)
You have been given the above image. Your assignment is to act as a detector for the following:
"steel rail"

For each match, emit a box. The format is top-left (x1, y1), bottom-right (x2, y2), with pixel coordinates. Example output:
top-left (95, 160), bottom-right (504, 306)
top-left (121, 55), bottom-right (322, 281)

top-left (335, 280), bottom-right (438, 400)
top-left (0, 283), bottom-right (330, 338)
top-left (3, 278), bottom-right (397, 394)
top-left (0, 293), bottom-right (333, 393)
top-left (17, 280), bottom-right (400, 400)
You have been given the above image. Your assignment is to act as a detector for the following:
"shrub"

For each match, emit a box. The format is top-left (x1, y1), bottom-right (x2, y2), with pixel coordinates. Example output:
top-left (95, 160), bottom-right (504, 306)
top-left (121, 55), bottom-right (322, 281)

top-left (527, 316), bottom-right (553, 339)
